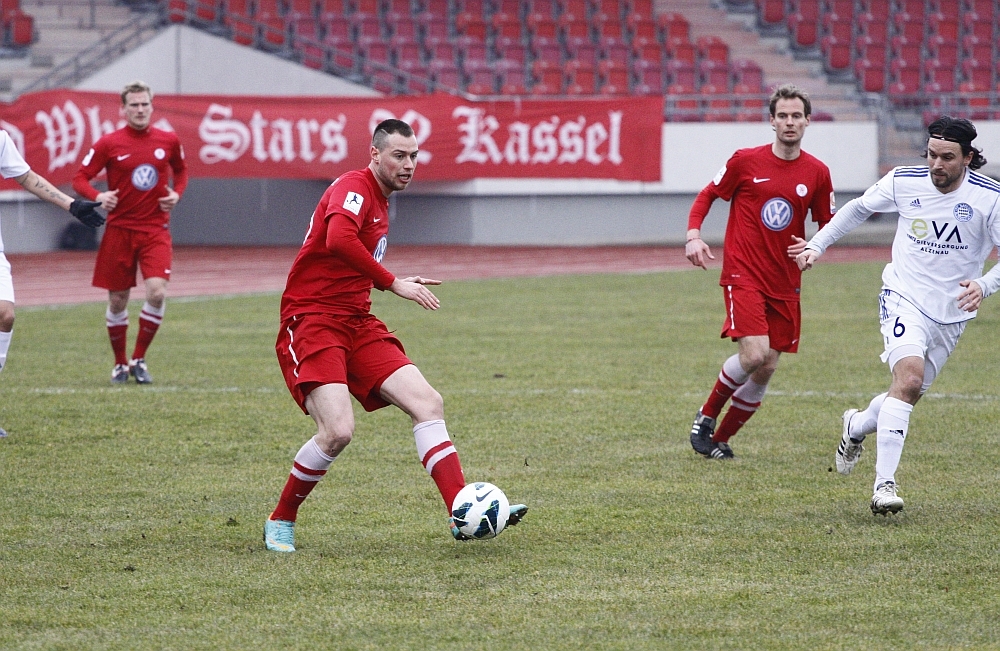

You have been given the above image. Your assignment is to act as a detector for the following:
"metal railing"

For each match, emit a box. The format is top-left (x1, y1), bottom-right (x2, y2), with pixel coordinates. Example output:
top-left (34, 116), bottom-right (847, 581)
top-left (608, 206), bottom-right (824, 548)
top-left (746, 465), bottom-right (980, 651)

top-left (19, 8), bottom-right (164, 95)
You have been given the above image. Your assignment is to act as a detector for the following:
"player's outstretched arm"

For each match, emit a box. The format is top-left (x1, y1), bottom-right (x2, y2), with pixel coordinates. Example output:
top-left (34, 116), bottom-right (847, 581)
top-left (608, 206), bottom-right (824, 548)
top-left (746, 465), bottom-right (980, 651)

top-left (15, 170), bottom-right (105, 227)
top-left (390, 276), bottom-right (441, 310)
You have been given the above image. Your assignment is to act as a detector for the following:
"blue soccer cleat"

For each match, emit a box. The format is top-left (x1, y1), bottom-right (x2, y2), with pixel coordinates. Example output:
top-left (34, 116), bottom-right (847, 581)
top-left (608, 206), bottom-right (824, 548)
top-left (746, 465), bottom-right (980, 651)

top-left (264, 518), bottom-right (296, 552)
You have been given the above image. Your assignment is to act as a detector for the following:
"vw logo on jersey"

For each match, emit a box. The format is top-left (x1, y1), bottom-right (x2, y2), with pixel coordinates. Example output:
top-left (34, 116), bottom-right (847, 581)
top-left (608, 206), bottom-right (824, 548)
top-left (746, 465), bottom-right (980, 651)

top-left (760, 198), bottom-right (793, 231)
top-left (373, 235), bottom-right (387, 263)
top-left (132, 164), bottom-right (158, 191)
top-left (953, 202), bottom-right (974, 222)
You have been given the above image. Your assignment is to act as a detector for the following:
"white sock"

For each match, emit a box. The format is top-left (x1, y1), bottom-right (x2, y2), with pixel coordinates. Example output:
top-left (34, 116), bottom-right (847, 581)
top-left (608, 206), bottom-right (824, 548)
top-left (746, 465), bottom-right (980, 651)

top-left (721, 353), bottom-right (751, 387)
top-left (413, 419), bottom-right (456, 475)
top-left (290, 435), bottom-right (336, 481)
top-left (849, 392), bottom-right (887, 440)
top-left (106, 307), bottom-right (129, 327)
top-left (874, 397), bottom-right (912, 491)
top-left (731, 377), bottom-right (768, 410)
top-left (141, 300), bottom-right (165, 322)
top-left (0, 329), bottom-right (11, 372)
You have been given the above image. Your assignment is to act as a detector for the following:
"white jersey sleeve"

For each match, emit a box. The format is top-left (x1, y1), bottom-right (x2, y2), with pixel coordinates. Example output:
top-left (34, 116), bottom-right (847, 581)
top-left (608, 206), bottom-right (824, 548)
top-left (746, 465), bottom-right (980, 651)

top-left (0, 130), bottom-right (30, 180)
top-left (881, 167), bottom-right (1000, 323)
top-left (805, 169), bottom-right (899, 254)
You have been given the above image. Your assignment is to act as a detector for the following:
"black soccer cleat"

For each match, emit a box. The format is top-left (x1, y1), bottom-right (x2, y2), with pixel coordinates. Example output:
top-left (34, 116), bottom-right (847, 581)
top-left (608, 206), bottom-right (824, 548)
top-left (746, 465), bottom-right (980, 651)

top-left (129, 358), bottom-right (153, 384)
top-left (709, 441), bottom-right (735, 459)
top-left (689, 410), bottom-right (717, 456)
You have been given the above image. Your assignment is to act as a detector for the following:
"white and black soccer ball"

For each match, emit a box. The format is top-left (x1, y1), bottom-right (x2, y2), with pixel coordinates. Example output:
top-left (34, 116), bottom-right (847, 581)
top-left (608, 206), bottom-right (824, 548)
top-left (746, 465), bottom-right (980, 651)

top-left (451, 482), bottom-right (510, 540)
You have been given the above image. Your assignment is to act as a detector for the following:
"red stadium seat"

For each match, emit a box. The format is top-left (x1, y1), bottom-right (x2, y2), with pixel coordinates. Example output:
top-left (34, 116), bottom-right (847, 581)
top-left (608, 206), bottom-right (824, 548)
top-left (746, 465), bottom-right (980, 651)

top-left (557, 0), bottom-right (588, 19)
top-left (895, 0), bottom-right (925, 18)
top-left (429, 60), bottom-right (461, 88)
top-left (657, 12), bottom-right (690, 40)
top-left (527, 14), bottom-right (558, 38)
top-left (352, 0), bottom-right (380, 14)
top-left (960, 35), bottom-right (992, 63)
top-left (820, 36), bottom-right (851, 73)
top-left (632, 61), bottom-right (663, 94)
top-left (960, 58), bottom-right (991, 86)
top-left (495, 37), bottom-right (528, 63)
top-left (856, 12), bottom-right (889, 44)
top-left (425, 39), bottom-right (456, 61)
top-left (491, 12), bottom-right (523, 39)
top-left (318, 0), bottom-right (345, 18)
top-left (854, 35), bottom-right (887, 66)
top-left (890, 36), bottom-right (920, 65)
top-left (392, 39), bottom-right (424, 65)
top-left (821, 13), bottom-right (852, 40)
top-left (559, 17), bottom-right (591, 44)
top-left (890, 58), bottom-right (921, 88)
top-left (788, 12), bottom-right (818, 48)
top-left (351, 14), bottom-right (383, 41)
top-left (696, 35), bottom-right (729, 63)
top-left (665, 83), bottom-right (700, 122)
top-left (698, 59), bottom-right (730, 88)
top-left (731, 58), bottom-right (763, 89)
top-left (957, 81), bottom-right (991, 119)
top-left (632, 43), bottom-right (662, 65)
top-left (384, 0), bottom-right (412, 14)
top-left (456, 12), bottom-right (488, 38)
top-left (628, 15), bottom-right (656, 45)
top-left (599, 40), bottom-right (630, 65)
top-left (928, 35), bottom-right (958, 66)
top-left (890, 12), bottom-right (924, 41)
top-left (757, 0), bottom-right (785, 28)
top-left (665, 59), bottom-right (696, 87)
top-left (322, 18), bottom-right (352, 43)
top-left (928, 13), bottom-right (958, 40)
top-left (854, 58), bottom-right (886, 92)
top-left (7, 10), bottom-right (32, 45)
top-left (824, 0), bottom-right (854, 17)
top-left (566, 39), bottom-right (598, 64)
top-left (666, 36), bottom-right (695, 64)
top-left (791, 0), bottom-right (819, 20)
top-left (733, 82), bottom-right (766, 121)
top-left (961, 12), bottom-right (993, 40)
top-left (457, 37), bottom-right (489, 64)
top-left (388, 17), bottom-right (419, 39)
top-left (533, 65), bottom-right (564, 89)
top-left (257, 0), bottom-right (283, 15)
top-left (860, 0), bottom-right (889, 20)
top-left (499, 66), bottom-right (529, 94)
top-left (701, 84), bottom-right (734, 122)
top-left (532, 36), bottom-right (564, 65)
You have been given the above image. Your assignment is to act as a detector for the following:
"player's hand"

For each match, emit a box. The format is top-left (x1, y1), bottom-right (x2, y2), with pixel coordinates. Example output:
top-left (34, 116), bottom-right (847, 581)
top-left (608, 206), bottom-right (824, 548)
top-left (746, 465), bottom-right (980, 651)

top-left (788, 235), bottom-right (808, 258)
top-left (68, 199), bottom-right (105, 227)
top-left (96, 189), bottom-right (119, 211)
top-left (390, 277), bottom-right (441, 310)
top-left (159, 188), bottom-right (180, 212)
top-left (957, 279), bottom-right (984, 312)
top-left (796, 249), bottom-right (821, 270)
top-left (685, 238), bottom-right (714, 270)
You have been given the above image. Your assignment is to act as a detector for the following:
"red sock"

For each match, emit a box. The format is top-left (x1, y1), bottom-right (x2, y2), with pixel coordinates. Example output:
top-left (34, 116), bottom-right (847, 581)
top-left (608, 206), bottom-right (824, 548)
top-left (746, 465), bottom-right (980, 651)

top-left (270, 472), bottom-right (323, 522)
top-left (270, 437), bottom-right (334, 522)
top-left (702, 355), bottom-right (749, 418)
top-left (414, 420), bottom-right (466, 511)
top-left (108, 324), bottom-right (128, 365)
top-left (713, 400), bottom-right (759, 443)
top-left (132, 302), bottom-right (163, 361)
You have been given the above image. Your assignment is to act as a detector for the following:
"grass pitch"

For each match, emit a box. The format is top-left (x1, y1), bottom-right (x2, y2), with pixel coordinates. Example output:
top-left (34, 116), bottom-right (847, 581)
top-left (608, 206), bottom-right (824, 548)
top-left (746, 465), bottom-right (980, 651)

top-left (1, 261), bottom-right (998, 650)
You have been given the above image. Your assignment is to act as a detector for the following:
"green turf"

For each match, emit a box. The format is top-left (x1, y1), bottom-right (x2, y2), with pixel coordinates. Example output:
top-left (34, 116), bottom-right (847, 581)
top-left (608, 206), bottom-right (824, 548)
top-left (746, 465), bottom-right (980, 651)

top-left (1, 261), bottom-right (998, 650)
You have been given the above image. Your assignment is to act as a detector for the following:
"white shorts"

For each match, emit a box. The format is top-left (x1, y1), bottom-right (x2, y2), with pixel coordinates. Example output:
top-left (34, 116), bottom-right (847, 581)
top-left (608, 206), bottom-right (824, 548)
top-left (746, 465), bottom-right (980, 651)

top-left (0, 253), bottom-right (12, 303)
top-left (878, 289), bottom-right (964, 392)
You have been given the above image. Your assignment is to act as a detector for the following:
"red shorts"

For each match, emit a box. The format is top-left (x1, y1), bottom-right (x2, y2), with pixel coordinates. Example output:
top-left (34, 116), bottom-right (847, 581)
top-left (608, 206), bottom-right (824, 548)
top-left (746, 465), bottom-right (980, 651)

top-left (276, 313), bottom-right (412, 414)
top-left (721, 285), bottom-right (801, 353)
top-left (92, 225), bottom-right (172, 291)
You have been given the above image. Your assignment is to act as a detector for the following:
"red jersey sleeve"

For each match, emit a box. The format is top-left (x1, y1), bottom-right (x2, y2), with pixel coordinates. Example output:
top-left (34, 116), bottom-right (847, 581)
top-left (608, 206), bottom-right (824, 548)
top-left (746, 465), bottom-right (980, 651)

top-left (72, 140), bottom-right (109, 200)
top-left (170, 139), bottom-right (188, 196)
top-left (687, 150), bottom-right (746, 230)
top-left (325, 213), bottom-right (395, 290)
top-left (810, 166), bottom-right (835, 228)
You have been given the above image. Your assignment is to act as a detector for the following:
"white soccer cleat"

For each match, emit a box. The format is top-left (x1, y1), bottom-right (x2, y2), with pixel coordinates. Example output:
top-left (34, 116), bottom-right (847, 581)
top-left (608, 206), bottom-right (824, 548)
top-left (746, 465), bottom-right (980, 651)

top-left (870, 481), bottom-right (904, 515)
top-left (836, 408), bottom-right (864, 475)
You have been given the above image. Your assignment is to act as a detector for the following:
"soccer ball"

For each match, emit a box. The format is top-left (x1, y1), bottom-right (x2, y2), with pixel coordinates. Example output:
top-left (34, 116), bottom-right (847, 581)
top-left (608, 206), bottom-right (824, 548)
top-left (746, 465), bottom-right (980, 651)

top-left (450, 482), bottom-right (510, 540)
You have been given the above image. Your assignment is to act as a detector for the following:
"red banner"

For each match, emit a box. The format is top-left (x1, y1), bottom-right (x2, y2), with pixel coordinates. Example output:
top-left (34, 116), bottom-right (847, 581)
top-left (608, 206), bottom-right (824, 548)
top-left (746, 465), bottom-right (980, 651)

top-left (0, 90), bottom-right (663, 189)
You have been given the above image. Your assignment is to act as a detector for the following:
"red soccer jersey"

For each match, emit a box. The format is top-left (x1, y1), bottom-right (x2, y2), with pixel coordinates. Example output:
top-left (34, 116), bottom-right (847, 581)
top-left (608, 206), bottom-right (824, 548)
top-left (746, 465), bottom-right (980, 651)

top-left (73, 126), bottom-right (188, 233)
top-left (689, 144), bottom-right (835, 300)
top-left (280, 168), bottom-right (396, 319)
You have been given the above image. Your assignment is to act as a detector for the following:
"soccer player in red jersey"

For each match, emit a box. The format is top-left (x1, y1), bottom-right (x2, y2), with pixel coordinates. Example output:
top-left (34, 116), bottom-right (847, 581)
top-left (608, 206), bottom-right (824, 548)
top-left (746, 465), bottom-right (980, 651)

top-left (263, 119), bottom-right (527, 552)
top-left (685, 84), bottom-right (835, 459)
top-left (73, 81), bottom-right (188, 385)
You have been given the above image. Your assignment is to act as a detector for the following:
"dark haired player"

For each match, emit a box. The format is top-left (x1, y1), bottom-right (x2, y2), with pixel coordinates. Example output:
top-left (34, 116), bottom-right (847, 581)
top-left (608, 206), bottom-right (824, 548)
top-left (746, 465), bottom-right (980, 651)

top-left (74, 81), bottom-right (187, 385)
top-left (685, 84), bottom-right (835, 459)
top-left (797, 116), bottom-right (1000, 514)
top-left (264, 119), bottom-right (527, 552)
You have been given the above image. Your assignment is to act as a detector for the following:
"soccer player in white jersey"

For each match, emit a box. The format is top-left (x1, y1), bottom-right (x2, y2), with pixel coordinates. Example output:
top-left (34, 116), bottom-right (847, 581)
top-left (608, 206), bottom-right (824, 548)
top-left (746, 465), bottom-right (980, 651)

top-left (0, 129), bottom-right (103, 438)
top-left (796, 116), bottom-right (1000, 515)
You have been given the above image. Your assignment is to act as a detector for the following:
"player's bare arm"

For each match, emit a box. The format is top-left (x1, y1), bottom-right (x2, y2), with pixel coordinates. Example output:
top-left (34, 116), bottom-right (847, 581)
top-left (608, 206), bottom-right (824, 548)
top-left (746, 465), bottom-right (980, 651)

top-left (685, 228), bottom-right (715, 270)
top-left (158, 188), bottom-right (180, 212)
top-left (15, 170), bottom-right (72, 210)
top-left (957, 280), bottom-right (984, 312)
top-left (390, 277), bottom-right (441, 310)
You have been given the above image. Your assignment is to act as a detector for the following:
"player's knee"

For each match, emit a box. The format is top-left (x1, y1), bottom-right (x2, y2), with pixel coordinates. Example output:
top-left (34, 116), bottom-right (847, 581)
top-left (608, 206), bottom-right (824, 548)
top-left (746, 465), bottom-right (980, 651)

top-left (315, 425), bottom-right (353, 455)
top-left (421, 387), bottom-right (444, 420)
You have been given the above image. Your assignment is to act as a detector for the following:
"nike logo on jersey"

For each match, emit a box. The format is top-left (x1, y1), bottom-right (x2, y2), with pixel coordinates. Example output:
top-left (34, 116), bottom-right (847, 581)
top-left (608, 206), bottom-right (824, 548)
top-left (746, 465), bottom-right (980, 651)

top-left (373, 218), bottom-right (381, 222)
top-left (117, 154), bottom-right (131, 161)
top-left (753, 177), bottom-right (770, 183)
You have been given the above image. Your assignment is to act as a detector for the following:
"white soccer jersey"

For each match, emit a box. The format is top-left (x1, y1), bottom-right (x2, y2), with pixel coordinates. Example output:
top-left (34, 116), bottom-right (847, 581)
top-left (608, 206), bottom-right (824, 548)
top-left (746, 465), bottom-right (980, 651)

top-left (808, 166), bottom-right (1000, 324)
top-left (0, 130), bottom-right (31, 254)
